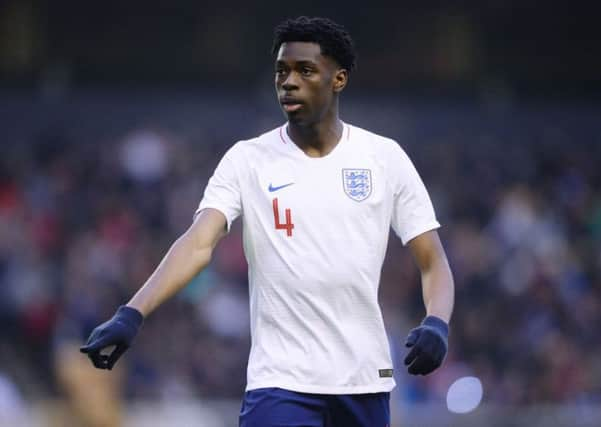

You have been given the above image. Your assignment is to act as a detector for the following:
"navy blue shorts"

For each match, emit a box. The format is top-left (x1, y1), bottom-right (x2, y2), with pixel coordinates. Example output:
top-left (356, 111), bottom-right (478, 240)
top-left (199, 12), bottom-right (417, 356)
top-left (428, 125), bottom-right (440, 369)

top-left (239, 387), bottom-right (390, 427)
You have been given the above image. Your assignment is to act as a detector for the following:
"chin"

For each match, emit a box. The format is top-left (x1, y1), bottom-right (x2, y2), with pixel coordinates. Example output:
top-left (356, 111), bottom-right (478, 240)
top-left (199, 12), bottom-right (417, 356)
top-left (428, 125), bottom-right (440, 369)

top-left (286, 112), bottom-right (301, 122)
top-left (285, 112), bottom-right (314, 127)
top-left (284, 112), bottom-right (302, 123)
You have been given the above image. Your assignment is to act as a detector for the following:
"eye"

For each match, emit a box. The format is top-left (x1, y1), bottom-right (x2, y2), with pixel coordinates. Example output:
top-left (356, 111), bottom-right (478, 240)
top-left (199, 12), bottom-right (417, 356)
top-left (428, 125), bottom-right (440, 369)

top-left (301, 67), bottom-right (314, 76)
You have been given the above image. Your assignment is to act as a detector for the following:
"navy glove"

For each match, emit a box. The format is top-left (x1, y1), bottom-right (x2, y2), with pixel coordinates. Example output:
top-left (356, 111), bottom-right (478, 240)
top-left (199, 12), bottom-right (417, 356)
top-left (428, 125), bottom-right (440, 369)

top-left (80, 305), bottom-right (143, 370)
top-left (404, 315), bottom-right (448, 375)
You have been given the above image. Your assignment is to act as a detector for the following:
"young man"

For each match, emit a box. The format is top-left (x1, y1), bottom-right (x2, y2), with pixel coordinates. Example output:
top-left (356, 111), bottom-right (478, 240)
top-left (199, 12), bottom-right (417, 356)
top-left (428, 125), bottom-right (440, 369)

top-left (81, 16), bottom-right (454, 426)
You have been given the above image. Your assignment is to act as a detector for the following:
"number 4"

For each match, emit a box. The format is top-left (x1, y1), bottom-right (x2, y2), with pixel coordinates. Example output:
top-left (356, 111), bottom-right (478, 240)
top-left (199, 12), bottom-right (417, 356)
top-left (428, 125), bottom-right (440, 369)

top-left (272, 197), bottom-right (294, 236)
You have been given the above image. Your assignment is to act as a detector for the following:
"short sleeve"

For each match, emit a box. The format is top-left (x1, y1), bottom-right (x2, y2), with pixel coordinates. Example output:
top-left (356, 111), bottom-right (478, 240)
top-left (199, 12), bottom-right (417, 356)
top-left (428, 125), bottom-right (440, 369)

top-left (389, 143), bottom-right (440, 245)
top-left (195, 145), bottom-right (242, 231)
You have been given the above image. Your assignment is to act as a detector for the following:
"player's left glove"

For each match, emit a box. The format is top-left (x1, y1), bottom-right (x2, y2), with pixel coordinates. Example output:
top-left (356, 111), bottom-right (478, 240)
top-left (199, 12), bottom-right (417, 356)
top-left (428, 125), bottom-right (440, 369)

top-left (404, 315), bottom-right (449, 375)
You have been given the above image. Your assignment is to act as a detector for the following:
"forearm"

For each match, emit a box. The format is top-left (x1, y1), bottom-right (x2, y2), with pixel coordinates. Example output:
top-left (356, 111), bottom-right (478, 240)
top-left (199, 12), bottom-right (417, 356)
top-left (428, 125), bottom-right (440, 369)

top-left (421, 258), bottom-right (454, 323)
top-left (81, 209), bottom-right (225, 370)
top-left (127, 232), bottom-right (212, 317)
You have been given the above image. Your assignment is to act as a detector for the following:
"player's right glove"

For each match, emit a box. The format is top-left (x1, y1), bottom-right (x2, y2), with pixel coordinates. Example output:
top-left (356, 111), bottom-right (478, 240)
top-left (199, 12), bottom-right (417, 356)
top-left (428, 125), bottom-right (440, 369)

top-left (80, 305), bottom-right (144, 370)
top-left (404, 315), bottom-right (449, 375)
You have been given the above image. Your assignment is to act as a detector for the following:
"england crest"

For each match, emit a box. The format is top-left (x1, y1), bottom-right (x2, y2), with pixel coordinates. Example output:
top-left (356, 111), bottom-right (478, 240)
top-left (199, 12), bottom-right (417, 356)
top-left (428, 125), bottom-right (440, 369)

top-left (342, 169), bottom-right (372, 202)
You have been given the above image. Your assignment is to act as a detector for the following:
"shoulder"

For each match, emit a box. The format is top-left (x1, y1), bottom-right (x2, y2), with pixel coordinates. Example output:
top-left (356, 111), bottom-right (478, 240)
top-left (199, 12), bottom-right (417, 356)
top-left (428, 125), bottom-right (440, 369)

top-left (222, 125), bottom-right (284, 161)
top-left (346, 123), bottom-right (410, 160)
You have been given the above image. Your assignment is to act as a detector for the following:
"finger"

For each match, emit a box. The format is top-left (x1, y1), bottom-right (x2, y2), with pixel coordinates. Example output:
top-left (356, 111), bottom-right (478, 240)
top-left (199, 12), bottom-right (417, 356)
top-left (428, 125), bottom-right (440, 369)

top-left (87, 351), bottom-right (109, 369)
top-left (405, 329), bottom-right (420, 348)
top-left (106, 344), bottom-right (128, 370)
top-left (80, 333), bottom-right (98, 353)
top-left (404, 344), bottom-right (421, 366)
top-left (408, 354), bottom-right (435, 376)
top-left (80, 334), bottom-right (113, 354)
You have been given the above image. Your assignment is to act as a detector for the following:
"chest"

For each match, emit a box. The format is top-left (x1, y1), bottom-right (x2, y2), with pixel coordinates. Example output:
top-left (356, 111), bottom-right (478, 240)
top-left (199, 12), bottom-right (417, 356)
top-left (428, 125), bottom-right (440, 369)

top-left (241, 154), bottom-right (390, 231)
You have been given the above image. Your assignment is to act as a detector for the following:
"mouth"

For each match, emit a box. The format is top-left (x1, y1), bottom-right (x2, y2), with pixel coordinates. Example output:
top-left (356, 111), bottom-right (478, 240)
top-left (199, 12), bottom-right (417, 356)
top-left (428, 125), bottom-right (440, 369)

top-left (280, 97), bottom-right (304, 113)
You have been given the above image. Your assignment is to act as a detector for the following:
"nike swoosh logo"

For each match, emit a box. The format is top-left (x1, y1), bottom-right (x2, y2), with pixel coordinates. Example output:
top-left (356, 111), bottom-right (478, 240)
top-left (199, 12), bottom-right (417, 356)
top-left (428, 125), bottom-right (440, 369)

top-left (268, 182), bottom-right (295, 192)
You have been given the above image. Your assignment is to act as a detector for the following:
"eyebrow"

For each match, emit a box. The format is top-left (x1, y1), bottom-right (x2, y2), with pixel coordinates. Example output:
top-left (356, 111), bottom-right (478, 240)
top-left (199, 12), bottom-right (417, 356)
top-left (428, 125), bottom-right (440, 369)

top-left (275, 59), bottom-right (319, 66)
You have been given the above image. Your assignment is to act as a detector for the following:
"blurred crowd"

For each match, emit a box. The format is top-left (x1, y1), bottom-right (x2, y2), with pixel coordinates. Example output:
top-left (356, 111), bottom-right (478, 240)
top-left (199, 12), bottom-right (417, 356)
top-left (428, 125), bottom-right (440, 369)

top-left (0, 95), bottom-right (600, 416)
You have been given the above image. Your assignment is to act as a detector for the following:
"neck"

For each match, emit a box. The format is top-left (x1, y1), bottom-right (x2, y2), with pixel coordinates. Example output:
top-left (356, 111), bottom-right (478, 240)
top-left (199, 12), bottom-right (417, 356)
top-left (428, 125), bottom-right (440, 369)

top-left (288, 110), bottom-right (344, 158)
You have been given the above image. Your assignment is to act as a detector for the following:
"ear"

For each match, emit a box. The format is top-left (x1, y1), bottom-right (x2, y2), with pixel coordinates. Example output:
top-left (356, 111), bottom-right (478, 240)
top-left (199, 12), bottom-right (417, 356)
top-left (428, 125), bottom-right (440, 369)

top-left (333, 69), bottom-right (348, 93)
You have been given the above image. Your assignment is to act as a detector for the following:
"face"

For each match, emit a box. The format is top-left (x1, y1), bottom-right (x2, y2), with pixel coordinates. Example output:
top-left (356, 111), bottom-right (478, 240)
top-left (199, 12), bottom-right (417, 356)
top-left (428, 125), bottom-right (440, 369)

top-left (275, 42), bottom-right (347, 125)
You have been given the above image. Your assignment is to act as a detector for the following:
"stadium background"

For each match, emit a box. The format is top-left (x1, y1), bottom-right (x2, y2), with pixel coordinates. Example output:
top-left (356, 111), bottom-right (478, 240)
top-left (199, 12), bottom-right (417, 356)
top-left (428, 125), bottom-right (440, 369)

top-left (1, 1), bottom-right (601, 426)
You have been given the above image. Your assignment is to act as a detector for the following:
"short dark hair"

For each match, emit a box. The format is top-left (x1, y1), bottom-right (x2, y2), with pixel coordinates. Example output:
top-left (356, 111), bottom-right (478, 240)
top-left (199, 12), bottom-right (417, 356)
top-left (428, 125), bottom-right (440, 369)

top-left (271, 16), bottom-right (357, 73)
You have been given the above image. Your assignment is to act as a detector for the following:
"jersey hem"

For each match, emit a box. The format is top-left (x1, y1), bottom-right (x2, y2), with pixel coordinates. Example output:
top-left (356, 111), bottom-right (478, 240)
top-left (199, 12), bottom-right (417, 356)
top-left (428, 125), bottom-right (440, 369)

top-left (245, 380), bottom-right (396, 395)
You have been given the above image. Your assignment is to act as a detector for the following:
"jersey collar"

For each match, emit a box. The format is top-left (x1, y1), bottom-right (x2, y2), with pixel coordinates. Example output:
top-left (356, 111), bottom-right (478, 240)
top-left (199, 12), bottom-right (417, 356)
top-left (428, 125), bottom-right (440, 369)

top-left (279, 122), bottom-right (350, 160)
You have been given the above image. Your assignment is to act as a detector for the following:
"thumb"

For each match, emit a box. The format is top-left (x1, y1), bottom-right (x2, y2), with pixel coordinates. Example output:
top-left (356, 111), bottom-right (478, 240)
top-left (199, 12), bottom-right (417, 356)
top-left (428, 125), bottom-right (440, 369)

top-left (405, 328), bottom-right (420, 348)
top-left (403, 328), bottom-right (422, 366)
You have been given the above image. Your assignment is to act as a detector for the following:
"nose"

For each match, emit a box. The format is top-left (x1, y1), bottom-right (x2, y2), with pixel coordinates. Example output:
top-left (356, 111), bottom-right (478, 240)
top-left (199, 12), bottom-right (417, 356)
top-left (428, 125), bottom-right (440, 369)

top-left (281, 72), bottom-right (299, 91)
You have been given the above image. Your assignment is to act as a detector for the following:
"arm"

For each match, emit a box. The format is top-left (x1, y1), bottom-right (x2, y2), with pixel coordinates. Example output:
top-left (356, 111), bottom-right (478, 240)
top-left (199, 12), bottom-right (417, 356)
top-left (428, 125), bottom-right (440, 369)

top-left (80, 208), bottom-right (227, 369)
top-left (127, 208), bottom-right (227, 316)
top-left (407, 229), bottom-right (454, 322)
top-left (403, 229), bottom-right (454, 375)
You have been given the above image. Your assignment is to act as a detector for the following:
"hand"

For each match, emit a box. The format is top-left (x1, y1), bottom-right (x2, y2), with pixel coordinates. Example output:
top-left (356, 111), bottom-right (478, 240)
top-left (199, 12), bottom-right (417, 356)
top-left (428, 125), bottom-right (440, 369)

top-left (404, 315), bottom-right (448, 375)
top-left (80, 306), bottom-right (144, 370)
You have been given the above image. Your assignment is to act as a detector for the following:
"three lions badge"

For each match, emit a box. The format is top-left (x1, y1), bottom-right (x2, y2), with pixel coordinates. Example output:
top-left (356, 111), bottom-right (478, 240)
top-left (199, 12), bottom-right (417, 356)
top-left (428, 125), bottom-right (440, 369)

top-left (342, 169), bottom-right (372, 202)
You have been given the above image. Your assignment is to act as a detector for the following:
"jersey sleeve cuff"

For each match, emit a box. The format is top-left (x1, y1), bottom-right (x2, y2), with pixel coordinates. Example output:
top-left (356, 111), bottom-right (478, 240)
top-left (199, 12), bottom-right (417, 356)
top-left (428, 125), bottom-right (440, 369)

top-left (398, 220), bottom-right (441, 246)
top-left (194, 204), bottom-right (234, 232)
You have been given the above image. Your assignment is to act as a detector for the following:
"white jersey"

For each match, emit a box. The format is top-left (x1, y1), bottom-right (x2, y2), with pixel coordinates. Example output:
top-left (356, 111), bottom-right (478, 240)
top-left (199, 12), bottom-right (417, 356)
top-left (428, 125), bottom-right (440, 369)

top-left (196, 122), bottom-right (440, 394)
